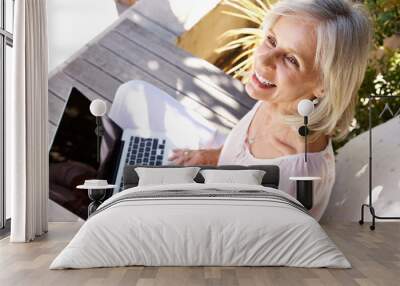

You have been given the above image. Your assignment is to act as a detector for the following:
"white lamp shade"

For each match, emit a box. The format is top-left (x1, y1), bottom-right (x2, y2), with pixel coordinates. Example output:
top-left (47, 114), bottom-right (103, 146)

top-left (90, 99), bottom-right (107, 117)
top-left (297, 99), bottom-right (314, 117)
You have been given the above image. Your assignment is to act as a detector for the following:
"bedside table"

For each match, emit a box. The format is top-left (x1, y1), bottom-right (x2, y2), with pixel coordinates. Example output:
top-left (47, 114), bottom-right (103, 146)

top-left (76, 185), bottom-right (116, 217)
top-left (289, 177), bottom-right (321, 210)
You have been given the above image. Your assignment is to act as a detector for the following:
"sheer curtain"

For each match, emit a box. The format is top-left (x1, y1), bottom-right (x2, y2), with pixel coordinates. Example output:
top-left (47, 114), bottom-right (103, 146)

top-left (6, 0), bottom-right (49, 242)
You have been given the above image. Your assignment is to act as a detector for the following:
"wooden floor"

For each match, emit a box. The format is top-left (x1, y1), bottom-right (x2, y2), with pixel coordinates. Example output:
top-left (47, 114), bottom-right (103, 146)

top-left (48, 6), bottom-right (254, 145)
top-left (1, 222), bottom-right (399, 286)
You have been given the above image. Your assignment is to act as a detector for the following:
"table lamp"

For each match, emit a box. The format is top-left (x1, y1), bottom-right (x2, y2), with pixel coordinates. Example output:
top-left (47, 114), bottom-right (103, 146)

top-left (291, 99), bottom-right (318, 210)
top-left (297, 99), bottom-right (315, 163)
top-left (89, 99), bottom-right (107, 163)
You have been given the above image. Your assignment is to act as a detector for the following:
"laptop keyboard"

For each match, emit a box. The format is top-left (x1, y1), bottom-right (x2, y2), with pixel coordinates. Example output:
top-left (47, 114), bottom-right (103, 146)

top-left (118, 136), bottom-right (166, 192)
top-left (126, 136), bottom-right (165, 166)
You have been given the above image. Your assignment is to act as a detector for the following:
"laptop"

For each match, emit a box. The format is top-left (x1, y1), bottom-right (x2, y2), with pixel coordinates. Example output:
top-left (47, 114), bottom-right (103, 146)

top-left (50, 87), bottom-right (199, 218)
top-left (112, 128), bottom-right (178, 194)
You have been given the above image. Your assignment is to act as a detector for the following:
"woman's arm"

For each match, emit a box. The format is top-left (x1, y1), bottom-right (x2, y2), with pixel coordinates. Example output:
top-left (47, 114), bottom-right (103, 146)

top-left (168, 147), bottom-right (223, 166)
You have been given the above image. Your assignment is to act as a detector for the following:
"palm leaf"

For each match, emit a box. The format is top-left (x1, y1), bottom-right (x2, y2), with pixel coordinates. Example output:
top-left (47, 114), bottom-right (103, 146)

top-left (222, 1), bottom-right (264, 23)
top-left (222, 11), bottom-right (258, 22)
top-left (254, 0), bottom-right (271, 11)
top-left (231, 0), bottom-right (267, 21)
top-left (220, 27), bottom-right (264, 38)
top-left (232, 48), bottom-right (256, 63)
top-left (216, 0), bottom-right (270, 81)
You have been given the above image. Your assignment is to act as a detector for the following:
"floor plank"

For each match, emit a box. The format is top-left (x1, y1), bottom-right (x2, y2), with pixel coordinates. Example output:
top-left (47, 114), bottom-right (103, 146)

top-left (114, 19), bottom-right (252, 109)
top-left (82, 43), bottom-right (236, 129)
top-left (1, 222), bottom-right (399, 286)
top-left (98, 31), bottom-right (244, 122)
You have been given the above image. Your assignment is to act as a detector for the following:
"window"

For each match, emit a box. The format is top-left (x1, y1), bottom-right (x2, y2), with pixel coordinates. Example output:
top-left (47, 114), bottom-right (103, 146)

top-left (0, 0), bottom-right (14, 231)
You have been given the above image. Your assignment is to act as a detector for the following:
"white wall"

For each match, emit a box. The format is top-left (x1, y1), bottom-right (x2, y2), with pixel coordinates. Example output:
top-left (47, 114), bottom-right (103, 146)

top-left (47, 0), bottom-right (119, 72)
top-left (133, 0), bottom-right (220, 36)
top-left (47, 0), bottom-right (119, 220)
top-left (322, 116), bottom-right (400, 222)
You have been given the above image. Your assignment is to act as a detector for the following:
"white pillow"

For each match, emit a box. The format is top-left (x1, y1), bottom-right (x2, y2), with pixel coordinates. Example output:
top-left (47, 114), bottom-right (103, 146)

top-left (200, 169), bottom-right (266, 185)
top-left (135, 167), bottom-right (201, 186)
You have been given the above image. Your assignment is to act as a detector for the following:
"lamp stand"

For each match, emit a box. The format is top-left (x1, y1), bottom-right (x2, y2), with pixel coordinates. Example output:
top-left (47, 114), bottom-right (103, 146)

top-left (359, 94), bottom-right (400, 230)
top-left (298, 117), bottom-right (309, 163)
top-left (94, 116), bottom-right (104, 163)
top-left (305, 116), bottom-right (309, 163)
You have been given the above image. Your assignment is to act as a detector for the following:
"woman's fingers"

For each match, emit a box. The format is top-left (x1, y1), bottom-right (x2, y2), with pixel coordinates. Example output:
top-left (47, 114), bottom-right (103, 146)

top-left (183, 151), bottom-right (204, 166)
top-left (169, 149), bottom-right (193, 165)
top-left (168, 151), bottom-right (181, 161)
top-left (183, 157), bottom-right (199, 166)
top-left (168, 149), bottom-right (186, 161)
top-left (172, 157), bottom-right (185, 166)
top-left (168, 149), bottom-right (220, 166)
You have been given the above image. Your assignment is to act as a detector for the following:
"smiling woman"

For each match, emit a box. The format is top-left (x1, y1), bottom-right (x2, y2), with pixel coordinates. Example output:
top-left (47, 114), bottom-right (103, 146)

top-left (171, 0), bottom-right (372, 220)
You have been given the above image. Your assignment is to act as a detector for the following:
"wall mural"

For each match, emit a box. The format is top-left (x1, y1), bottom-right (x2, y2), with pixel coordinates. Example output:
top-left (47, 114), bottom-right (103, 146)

top-left (48, 1), bottom-right (399, 222)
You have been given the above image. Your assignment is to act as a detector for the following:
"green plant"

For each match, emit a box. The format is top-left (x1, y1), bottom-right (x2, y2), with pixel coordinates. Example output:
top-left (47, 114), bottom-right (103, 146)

top-left (215, 0), bottom-right (270, 81)
top-left (336, 0), bottom-right (400, 150)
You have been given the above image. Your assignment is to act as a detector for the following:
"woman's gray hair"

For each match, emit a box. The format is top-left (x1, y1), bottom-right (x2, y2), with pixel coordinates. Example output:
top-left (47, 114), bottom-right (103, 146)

top-left (263, 0), bottom-right (372, 141)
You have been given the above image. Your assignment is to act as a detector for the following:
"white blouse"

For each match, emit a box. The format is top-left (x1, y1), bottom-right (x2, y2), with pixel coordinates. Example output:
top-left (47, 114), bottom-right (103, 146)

top-left (218, 101), bottom-right (335, 221)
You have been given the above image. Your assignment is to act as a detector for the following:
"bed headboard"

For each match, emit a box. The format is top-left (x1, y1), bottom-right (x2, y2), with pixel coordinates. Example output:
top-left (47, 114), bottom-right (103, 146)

top-left (123, 165), bottom-right (280, 190)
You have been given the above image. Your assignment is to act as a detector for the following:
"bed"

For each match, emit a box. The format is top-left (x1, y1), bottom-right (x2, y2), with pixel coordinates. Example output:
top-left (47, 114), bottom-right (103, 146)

top-left (50, 165), bottom-right (350, 269)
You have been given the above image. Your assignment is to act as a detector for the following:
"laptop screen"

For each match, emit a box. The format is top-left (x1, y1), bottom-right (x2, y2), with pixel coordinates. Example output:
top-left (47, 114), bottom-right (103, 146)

top-left (49, 87), bottom-right (121, 219)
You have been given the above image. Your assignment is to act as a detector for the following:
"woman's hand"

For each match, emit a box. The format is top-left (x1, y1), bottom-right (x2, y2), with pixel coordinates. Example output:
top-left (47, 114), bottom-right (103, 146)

top-left (168, 148), bottom-right (222, 166)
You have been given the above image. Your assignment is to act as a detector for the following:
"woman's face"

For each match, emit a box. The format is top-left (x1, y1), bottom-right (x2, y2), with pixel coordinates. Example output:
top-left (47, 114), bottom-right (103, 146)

top-left (245, 15), bottom-right (323, 114)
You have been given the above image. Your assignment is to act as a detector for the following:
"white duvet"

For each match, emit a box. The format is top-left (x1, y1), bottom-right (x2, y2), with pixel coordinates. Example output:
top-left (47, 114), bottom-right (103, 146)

top-left (50, 183), bottom-right (350, 269)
